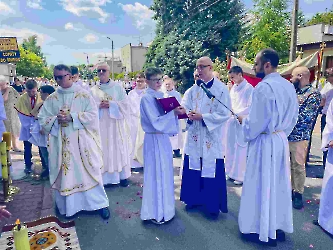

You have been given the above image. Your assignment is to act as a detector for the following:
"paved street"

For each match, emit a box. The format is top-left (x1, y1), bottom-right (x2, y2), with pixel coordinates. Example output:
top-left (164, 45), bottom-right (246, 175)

top-left (1, 118), bottom-right (332, 249)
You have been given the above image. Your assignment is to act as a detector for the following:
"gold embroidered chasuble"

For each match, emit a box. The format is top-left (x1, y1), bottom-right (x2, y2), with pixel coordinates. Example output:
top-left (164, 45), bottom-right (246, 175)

top-left (38, 84), bottom-right (103, 196)
top-left (90, 82), bottom-right (132, 174)
top-left (15, 92), bottom-right (43, 116)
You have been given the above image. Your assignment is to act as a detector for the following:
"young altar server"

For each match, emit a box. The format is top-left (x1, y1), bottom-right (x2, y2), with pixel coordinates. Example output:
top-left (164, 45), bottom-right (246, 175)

top-left (140, 67), bottom-right (185, 224)
top-left (38, 64), bottom-right (110, 219)
top-left (163, 77), bottom-right (183, 158)
top-left (29, 85), bottom-right (56, 179)
top-left (237, 49), bottom-right (298, 246)
top-left (128, 72), bottom-right (146, 168)
top-left (179, 56), bottom-right (232, 219)
top-left (225, 66), bottom-right (253, 185)
top-left (313, 99), bottom-right (333, 236)
top-left (91, 63), bottom-right (132, 187)
top-left (15, 79), bottom-right (44, 175)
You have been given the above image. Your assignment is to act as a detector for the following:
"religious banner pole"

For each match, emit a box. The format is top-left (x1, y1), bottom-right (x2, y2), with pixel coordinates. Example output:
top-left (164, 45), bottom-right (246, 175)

top-left (225, 49), bottom-right (231, 70)
top-left (316, 42), bottom-right (326, 89)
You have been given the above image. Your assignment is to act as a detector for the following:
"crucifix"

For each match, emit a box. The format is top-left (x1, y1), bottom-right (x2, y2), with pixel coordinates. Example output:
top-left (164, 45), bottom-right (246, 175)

top-left (316, 41), bottom-right (326, 89)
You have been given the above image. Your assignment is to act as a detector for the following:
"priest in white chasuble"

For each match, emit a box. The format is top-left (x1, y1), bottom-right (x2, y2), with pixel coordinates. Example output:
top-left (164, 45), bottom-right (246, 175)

top-left (128, 72), bottom-right (146, 168)
top-left (38, 64), bottom-right (110, 219)
top-left (225, 66), bottom-right (253, 185)
top-left (163, 77), bottom-right (184, 158)
top-left (179, 57), bottom-right (232, 219)
top-left (91, 63), bottom-right (132, 187)
top-left (237, 49), bottom-right (298, 246)
top-left (313, 99), bottom-right (333, 236)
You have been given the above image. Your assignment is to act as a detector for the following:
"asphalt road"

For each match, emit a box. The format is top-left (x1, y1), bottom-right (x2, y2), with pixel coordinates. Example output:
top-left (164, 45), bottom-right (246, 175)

top-left (60, 134), bottom-right (332, 250)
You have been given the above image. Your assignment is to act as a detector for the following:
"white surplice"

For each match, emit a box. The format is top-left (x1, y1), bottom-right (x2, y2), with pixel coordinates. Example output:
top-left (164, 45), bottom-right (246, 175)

top-left (182, 78), bottom-right (231, 177)
top-left (319, 100), bottom-right (333, 236)
top-left (164, 89), bottom-right (184, 150)
top-left (238, 72), bottom-right (298, 242)
top-left (0, 93), bottom-right (6, 179)
top-left (128, 88), bottom-right (146, 168)
top-left (140, 88), bottom-right (178, 222)
top-left (225, 79), bottom-right (253, 182)
top-left (91, 81), bottom-right (132, 185)
top-left (38, 84), bottom-right (109, 217)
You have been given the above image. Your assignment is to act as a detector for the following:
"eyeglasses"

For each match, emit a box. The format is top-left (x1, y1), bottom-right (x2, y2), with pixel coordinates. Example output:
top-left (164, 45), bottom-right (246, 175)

top-left (148, 78), bottom-right (162, 82)
top-left (54, 74), bottom-right (70, 80)
top-left (97, 69), bottom-right (108, 73)
top-left (196, 65), bottom-right (211, 70)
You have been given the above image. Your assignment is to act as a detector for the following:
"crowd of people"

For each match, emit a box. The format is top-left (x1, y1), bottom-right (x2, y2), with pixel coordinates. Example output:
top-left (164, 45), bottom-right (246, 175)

top-left (0, 48), bottom-right (332, 247)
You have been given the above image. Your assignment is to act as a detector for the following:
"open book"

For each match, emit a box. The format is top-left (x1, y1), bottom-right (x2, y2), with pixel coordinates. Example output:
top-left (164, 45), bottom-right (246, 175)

top-left (155, 96), bottom-right (188, 119)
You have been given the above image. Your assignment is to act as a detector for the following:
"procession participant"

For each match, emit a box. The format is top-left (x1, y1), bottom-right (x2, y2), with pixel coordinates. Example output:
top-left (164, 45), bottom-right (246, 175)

top-left (289, 66), bottom-right (321, 209)
top-left (179, 56), bottom-right (232, 219)
top-left (29, 85), bottom-right (56, 180)
top-left (91, 63), bottom-right (132, 187)
top-left (319, 67), bottom-right (333, 175)
top-left (212, 71), bottom-right (221, 81)
top-left (0, 80), bottom-right (6, 179)
top-left (225, 66), bottom-right (253, 185)
top-left (313, 99), bottom-right (333, 236)
top-left (128, 72), bottom-right (146, 168)
top-left (71, 66), bottom-right (91, 93)
top-left (140, 67), bottom-right (184, 224)
top-left (11, 77), bottom-right (25, 95)
top-left (38, 64), bottom-right (110, 219)
top-left (237, 49), bottom-right (298, 246)
top-left (14, 79), bottom-right (43, 174)
top-left (0, 75), bottom-right (21, 152)
top-left (163, 77), bottom-right (183, 158)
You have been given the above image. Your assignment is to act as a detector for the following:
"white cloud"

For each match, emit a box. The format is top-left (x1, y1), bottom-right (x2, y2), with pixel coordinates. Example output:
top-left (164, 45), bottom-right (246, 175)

top-left (304, 0), bottom-right (326, 3)
top-left (59, 0), bottom-right (111, 23)
top-left (27, 0), bottom-right (42, 9)
top-left (0, 25), bottom-right (51, 46)
top-left (81, 33), bottom-right (99, 43)
top-left (72, 49), bottom-right (121, 65)
top-left (64, 22), bottom-right (80, 31)
top-left (118, 2), bottom-right (155, 30)
top-left (0, 1), bottom-right (15, 14)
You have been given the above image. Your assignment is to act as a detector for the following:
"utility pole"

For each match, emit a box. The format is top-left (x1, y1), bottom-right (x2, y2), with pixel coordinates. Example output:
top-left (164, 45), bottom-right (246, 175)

top-left (289, 0), bottom-right (299, 63)
top-left (107, 37), bottom-right (114, 80)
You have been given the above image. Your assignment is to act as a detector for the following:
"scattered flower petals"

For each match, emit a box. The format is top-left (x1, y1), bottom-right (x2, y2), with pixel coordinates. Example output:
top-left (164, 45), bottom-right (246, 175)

top-left (316, 201), bottom-right (320, 204)
top-left (309, 244), bottom-right (314, 248)
top-left (137, 191), bottom-right (141, 195)
top-left (140, 196), bottom-right (142, 199)
top-left (116, 202), bottom-right (119, 204)
top-left (306, 200), bottom-right (311, 204)
top-left (156, 237), bottom-right (159, 240)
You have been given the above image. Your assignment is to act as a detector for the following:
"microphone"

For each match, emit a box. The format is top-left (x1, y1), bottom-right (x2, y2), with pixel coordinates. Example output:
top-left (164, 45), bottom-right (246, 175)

top-left (195, 78), bottom-right (238, 118)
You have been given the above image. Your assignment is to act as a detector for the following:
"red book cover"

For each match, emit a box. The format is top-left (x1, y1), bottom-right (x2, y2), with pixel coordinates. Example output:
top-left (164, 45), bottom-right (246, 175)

top-left (155, 97), bottom-right (188, 119)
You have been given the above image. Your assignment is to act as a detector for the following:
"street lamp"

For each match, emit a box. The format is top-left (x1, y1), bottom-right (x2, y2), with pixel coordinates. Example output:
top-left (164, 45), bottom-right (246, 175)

top-left (83, 52), bottom-right (89, 65)
top-left (106, 37), bottom-right (114, 80)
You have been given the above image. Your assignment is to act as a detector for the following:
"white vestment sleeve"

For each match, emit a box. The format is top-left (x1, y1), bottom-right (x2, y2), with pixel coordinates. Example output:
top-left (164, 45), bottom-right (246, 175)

top-left (181, 89), bottom-right (193, 113)
top-left (71, 112), bottom-right (84, 130)
top-left (322, 101), bottom-right (333, 150)
top-left (108, 101), bottom-right (123, 119)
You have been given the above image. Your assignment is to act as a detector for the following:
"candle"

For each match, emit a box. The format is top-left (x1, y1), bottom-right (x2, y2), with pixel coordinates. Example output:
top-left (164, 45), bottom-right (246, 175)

top-left (2, 132), bottom-right (11, 150)
top-left (13, 219), bottom-right (30, 250)
top-left (0, 142), bottom-right (8, 180)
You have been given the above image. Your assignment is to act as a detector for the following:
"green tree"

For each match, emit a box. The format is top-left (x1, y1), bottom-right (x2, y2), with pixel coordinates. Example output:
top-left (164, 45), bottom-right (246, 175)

top-left (145, 0), bottom-right (244, 93)
top-left (16, 46), bottom-right (44, 77)
top-left (22, 35), bottom-right (47, 66)
top-left (241, 0), bottom-right (291, 64)
top-left (306, 9), bottom-right (333, 25)
top-left (42, 66), bottom-right (53, 79)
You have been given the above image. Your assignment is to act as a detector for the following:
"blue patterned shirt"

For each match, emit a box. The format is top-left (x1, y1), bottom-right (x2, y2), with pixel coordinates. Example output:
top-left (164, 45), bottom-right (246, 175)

top-left (288, 85), bottom-right (321, 142)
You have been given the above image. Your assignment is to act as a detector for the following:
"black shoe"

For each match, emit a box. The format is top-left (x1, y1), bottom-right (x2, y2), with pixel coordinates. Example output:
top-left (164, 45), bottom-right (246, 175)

top-left (293, 192), bottom-right (304, 209)
top-left (173, 150), bottom-right (182, 158)
top-left (276, 230), bottom-right (286, 242)
top-left (185, 204), bottom-right (199, 211)
top-left (41, 169), bottom-right (49, 179)
top-left (99, 207), bottom-right (110, 219)
top-left (313, 220), bottom-right (319, 226)
top-left (24, 168), bottom-right (32, 175)
top-left (150, 219), bottom-right (165, 225)
top-left (120, 179), bottom-right (129, 187)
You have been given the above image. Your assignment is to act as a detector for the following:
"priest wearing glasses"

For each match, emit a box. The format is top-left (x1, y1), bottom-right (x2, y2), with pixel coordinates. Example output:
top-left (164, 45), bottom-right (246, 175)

top-left (178, 56), bottom-right (232, 219)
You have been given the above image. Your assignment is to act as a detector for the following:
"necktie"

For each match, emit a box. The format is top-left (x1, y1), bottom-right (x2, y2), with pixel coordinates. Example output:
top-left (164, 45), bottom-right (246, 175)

top-left (31, 97), bottom-right (36, 109)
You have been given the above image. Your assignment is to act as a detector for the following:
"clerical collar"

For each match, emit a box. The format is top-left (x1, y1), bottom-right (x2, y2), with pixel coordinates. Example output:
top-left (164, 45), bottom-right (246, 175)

top-left (100, 79), bottom-right (110, 85)
top-left (204, 78), bottom-right (214, 89)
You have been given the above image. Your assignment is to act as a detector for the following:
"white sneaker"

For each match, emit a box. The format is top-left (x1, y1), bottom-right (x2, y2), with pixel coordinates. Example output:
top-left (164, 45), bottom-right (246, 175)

top-left (226, 175), bottom-right (230, 180)
top-left (233, 180), bottom-right (243, 185)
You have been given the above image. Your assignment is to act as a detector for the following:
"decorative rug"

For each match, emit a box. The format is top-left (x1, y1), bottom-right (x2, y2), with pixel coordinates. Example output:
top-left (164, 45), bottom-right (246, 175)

top-left (0, 216), bottom-right (81, 250)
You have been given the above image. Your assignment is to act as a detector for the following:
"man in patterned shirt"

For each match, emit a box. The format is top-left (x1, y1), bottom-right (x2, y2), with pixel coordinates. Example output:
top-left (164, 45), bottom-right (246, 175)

top-left (288, 66), bottom-right (321, 209)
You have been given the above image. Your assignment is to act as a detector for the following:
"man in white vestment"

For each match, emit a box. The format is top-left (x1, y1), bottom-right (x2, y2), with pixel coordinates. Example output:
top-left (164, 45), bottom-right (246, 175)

top-left (225, 66), bottom-right (253, 185)
top-left (313, 99), bottom-right (333, 236)
top-left (179, 57), bottom-right (231, 219)
top-left (237, 49), bottom-right (298, 246)
top-left (71, 66), bottom-right (91, 93)
top-left (91, 63), bottom-right (132, 187)
top-left (163, 77), bottom-right (183, 158)
top-left (128, 72), bottom-right (146, 168)
top-left (38, 64), bottom-right (110, 219)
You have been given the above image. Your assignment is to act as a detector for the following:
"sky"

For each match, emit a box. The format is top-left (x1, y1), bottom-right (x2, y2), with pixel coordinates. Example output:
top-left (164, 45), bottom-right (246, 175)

top-left (0, 0), bottom-right (332, 66)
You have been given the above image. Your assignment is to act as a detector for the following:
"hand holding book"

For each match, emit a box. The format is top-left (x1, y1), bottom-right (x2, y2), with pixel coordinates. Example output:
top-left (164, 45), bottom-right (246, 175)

top-left (155, 96), bottom-right (188, 119)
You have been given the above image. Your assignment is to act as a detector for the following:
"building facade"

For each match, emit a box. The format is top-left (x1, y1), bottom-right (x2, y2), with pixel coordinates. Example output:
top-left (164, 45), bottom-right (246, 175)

top-left (0, 63), bottom-right (16, 83)
top-left (297, 24), bottom-right (333, 71)
top-left (121, 43), bottom-right (148, 73)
